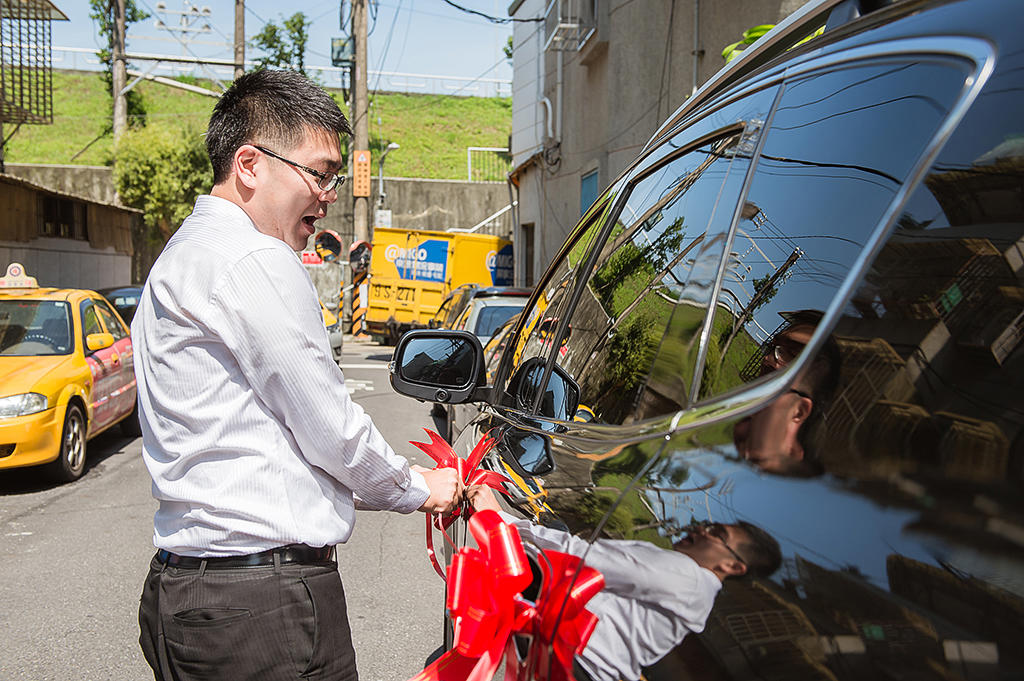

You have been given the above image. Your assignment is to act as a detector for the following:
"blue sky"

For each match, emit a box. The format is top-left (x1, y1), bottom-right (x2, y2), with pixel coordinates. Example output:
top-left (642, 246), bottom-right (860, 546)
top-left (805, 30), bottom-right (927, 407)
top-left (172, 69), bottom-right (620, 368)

top-left (54, 1), bottom-right (513, 93)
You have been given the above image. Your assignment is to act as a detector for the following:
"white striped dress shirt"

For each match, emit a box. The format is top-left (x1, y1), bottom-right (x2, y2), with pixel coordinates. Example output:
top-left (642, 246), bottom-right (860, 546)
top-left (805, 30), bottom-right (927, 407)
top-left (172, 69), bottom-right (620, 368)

top-left (132, 195), bottom-right (429, 556)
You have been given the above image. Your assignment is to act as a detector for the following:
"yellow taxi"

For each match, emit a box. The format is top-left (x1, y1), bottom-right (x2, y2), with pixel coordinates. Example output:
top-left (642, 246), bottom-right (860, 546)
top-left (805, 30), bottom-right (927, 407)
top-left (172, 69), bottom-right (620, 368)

top-left (0, 263), bottom-right (139, 482)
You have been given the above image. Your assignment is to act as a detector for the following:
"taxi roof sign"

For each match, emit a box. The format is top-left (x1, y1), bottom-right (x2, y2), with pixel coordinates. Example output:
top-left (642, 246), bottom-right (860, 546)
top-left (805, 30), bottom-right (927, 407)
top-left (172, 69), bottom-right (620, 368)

top-left (0, 263), bottom-right (39, 289)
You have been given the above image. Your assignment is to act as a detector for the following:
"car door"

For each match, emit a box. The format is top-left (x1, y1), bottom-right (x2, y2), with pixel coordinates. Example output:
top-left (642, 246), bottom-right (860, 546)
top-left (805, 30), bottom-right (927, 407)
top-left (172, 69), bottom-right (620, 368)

top-left (79, 299), bottom-right (119, 433)
top-left (93, 297), bottom-right (136, 421)
top-left (535, 39), bottom-right (1004, 681)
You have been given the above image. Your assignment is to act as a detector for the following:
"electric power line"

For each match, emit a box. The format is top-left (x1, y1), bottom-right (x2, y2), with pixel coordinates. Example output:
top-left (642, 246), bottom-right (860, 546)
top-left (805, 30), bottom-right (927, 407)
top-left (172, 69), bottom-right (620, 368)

top-left (440, 0), bottom-right (542, 24)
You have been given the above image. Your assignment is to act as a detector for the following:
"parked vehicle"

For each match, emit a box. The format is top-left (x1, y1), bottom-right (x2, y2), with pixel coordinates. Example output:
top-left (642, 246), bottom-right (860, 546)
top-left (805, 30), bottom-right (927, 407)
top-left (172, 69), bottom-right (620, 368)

top-left (365, 227), bottom-right (513, 343)
top-left (96, 285), bottom-right (142, 326)
top-left (390, 1), bottom-right (1024, 679)
top-left (320, 301), bottom-right (344, 361)
top-left (0, 264), bottom-right (139, 482)
top-left (443, 286), bottom-right (531, 340)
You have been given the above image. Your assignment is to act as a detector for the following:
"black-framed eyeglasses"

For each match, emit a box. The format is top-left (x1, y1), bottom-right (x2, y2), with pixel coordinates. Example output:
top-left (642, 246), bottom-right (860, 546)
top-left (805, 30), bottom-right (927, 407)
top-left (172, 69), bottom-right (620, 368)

top-left (692, 521), bottom-right (747, 566)
top-left (253, 145), bottom-right (347, 192)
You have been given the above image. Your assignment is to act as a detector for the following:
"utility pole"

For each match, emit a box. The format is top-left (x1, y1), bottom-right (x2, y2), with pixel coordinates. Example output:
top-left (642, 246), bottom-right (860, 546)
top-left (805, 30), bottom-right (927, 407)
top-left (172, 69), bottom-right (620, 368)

top-left (112, 0), bottom-right (128, 141)
top-left (351, 0), bottom-right (369, 243)
top-left (234, 0), bottom-right (245, 79)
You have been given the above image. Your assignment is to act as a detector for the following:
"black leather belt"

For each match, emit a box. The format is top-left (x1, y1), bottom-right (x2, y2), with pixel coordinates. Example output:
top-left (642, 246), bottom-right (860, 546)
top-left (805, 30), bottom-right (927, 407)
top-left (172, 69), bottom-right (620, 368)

top-left (156, 543), bottom-right (335, 569)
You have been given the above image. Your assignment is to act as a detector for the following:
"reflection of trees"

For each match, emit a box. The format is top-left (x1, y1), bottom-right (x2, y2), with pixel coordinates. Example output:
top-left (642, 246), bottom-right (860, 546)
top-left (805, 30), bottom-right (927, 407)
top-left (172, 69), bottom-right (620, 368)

top-left (591, 217), bottom-right (688, 316)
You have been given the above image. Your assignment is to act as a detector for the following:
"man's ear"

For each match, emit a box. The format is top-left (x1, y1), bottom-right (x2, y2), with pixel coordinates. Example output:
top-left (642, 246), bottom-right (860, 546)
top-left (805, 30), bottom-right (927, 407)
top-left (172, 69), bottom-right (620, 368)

top-left (792, 395), bottom-right (813, 424)
top-left (233, 145), bottom-right (260, 190)
top-left (716, 557), bottom-right (747, 580)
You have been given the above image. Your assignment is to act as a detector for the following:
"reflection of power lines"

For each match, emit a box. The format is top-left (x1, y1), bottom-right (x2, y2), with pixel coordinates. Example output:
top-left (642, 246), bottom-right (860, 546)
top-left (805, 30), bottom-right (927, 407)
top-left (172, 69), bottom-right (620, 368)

top-left (722, 247), bottom-right (802, 355)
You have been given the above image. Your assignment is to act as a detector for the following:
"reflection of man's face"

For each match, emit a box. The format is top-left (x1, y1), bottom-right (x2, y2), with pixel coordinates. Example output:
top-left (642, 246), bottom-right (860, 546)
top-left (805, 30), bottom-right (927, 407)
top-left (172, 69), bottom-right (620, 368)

top-left (674, 524), bottom-right (749, 580)
top-left (735, 323), bottom-right (815, 473)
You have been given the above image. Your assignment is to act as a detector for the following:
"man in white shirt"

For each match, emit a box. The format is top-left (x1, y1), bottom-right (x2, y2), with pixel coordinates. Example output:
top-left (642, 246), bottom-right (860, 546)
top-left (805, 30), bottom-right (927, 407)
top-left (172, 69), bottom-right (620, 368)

top-left (135, 69), bottom-right (461, 681)
top-left (469, 488), bottom-right (781, 681)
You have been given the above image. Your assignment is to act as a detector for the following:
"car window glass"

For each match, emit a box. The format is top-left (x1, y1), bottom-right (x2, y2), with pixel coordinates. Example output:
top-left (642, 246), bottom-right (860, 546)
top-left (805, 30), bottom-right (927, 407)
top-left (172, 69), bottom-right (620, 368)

top-left (501, 184), bottom-right (621, 409)
top-left (474, 304), bottom-right (522, 339)
top-left (552, 88), bottom-right (779, 425)
top-left (0, 300), bottom-right (72, 356)
top-left (95, 299), bottom-right (128, 340)
top-left (80, 301), bottom-right (103, 337)
top-left (699, 58), bottom-right (974, 400)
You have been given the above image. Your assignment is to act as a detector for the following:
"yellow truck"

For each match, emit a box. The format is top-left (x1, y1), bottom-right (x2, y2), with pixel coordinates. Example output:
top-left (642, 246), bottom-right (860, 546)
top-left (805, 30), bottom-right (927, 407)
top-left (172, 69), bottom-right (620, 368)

top-left (364, 228), bottom-right (514, 343)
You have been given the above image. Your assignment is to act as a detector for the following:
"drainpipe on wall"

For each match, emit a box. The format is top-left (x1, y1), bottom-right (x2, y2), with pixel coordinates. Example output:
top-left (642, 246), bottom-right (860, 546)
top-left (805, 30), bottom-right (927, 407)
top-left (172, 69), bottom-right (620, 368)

top-left (556, 49), bottom-right (563, 141)
top-left (692, 0), bottom-right (702, 95)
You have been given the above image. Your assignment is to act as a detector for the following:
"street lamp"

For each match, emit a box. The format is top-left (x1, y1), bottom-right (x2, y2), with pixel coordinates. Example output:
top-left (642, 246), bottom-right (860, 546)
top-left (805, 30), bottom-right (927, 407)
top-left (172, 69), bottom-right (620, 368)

top-left (377, 142), bottom-right (400, 208)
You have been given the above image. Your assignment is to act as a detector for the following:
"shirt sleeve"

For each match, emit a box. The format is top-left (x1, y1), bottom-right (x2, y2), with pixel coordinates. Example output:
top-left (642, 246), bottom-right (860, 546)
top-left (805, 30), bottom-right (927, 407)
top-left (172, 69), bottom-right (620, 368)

top-left (208, 247), bottom-right (429, 513)
top-left (499, 512), bottom-right (719, 612)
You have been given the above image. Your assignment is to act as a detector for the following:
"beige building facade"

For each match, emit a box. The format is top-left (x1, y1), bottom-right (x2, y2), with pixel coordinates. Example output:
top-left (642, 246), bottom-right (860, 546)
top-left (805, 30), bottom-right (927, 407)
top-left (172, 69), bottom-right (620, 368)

top-left (508, 0), bottom-right (804, 284)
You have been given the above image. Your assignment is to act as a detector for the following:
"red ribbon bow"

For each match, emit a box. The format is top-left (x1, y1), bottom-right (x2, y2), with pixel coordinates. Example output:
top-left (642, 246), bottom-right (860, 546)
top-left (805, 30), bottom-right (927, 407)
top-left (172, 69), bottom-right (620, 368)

top-left (408, 510), bottom-right (605, 681)
top-left (410, 429), bottom-right (510, 579)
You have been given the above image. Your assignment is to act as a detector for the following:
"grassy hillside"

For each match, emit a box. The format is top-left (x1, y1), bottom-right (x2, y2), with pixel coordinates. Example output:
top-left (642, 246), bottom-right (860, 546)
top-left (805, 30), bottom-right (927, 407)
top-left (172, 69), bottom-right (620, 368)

top-left (5, 70), bottom-right (511, 180)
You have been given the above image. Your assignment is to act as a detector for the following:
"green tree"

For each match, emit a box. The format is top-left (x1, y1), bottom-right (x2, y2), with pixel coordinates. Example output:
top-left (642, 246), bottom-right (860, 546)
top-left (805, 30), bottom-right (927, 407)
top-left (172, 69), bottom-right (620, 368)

top-left (251, 12), bottom-right (311, 75)
top-left (114, 124), bottom-right (212, 243)
top-left (88, 0), bottom-right (149, 128)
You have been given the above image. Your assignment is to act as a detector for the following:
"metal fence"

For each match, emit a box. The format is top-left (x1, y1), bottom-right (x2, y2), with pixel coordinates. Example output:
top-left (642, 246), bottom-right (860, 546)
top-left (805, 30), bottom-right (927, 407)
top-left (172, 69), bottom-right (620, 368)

top-left (467, 146), bottom-right (511, 182)
top-left (46, 46), bottom-right (512, 98)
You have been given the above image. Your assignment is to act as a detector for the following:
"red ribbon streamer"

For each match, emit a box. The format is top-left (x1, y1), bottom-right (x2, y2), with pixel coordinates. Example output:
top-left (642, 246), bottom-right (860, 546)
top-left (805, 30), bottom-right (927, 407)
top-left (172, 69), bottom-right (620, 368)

top-left (407, 510), bottom-right (605, 681)
top-left (410, 429), bottom-right (510, 579)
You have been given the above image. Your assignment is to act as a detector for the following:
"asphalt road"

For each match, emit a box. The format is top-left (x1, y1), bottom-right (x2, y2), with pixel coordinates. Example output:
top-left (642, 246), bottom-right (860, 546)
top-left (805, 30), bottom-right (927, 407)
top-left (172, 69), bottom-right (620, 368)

top-left (0, 338), bottom-right (450, 681)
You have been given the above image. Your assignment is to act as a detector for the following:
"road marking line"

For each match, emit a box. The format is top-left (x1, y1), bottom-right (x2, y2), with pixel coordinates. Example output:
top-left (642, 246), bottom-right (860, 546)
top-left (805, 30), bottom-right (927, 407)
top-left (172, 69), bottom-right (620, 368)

top-left (346, 379), bottom-right (376, 393)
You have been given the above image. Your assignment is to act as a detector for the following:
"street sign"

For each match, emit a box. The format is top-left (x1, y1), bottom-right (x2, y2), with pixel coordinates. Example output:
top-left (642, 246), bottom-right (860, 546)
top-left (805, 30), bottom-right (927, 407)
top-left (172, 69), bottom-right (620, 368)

top-left (353, 149), bottom-right (371, 197)
top-left (374, 209), bottom-right (392, 230)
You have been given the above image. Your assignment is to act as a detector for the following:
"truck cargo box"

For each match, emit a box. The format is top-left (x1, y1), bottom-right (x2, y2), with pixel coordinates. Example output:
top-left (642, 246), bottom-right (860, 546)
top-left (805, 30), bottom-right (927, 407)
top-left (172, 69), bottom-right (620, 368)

top-left (365, 228), bottom-right (513, 342)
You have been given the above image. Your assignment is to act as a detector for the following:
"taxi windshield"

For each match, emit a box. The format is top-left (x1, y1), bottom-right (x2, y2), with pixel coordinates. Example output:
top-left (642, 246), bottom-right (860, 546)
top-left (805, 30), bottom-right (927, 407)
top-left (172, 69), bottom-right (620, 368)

top-left (0, 300), bottom-right (73, 356)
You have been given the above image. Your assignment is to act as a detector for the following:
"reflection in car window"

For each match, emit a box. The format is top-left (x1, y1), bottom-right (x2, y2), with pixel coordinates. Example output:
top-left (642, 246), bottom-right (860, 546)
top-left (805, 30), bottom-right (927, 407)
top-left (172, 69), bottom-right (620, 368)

top-left (80, 301), bottom-right (103, 338)
top-left (502, 184), bottom-right (620, 410)
top-left (95, 299), bottom-right (128, 340)
top-left (700, 59), bottom-right (973, 400)
top-left (557, 132), bottom-right (748, 424)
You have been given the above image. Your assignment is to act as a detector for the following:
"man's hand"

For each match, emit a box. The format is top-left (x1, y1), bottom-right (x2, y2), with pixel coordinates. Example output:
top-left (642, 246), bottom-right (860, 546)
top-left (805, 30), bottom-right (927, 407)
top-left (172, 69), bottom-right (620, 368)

top-left (413, 465), bottom-right (463, 514)
top-left (466, 485), bottom-right (502, 513)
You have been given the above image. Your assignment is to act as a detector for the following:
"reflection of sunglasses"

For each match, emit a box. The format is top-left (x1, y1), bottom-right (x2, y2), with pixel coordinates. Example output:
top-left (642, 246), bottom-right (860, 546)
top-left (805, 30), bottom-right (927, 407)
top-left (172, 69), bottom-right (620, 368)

top-left (688, 521), bottom-right (747, 567)
top-left (764, 337), bottom-right (806, 369)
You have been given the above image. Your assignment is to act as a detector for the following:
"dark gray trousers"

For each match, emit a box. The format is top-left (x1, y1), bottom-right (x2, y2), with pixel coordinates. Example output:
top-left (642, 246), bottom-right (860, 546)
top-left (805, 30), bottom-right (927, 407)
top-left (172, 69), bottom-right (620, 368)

top-left (139, 554), bottom-right (358, 681)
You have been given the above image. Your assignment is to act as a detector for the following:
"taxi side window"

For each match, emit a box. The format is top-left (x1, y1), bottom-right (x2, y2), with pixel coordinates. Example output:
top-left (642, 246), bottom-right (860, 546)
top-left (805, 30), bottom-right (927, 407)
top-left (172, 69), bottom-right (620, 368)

top-left (80, 302), bottom-right (103, 338)
top-left (95, 300), bottom-right (128, 340)
top-left (698, 58), bottom-right (975, 400)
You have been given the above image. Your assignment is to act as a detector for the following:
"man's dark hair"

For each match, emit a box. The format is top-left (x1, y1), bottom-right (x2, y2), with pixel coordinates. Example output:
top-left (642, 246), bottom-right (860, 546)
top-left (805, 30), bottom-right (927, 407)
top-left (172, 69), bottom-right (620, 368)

top-left (206, 69), bottom-right (352, 184)
top-left (734, 520), bottom-right (782, 578)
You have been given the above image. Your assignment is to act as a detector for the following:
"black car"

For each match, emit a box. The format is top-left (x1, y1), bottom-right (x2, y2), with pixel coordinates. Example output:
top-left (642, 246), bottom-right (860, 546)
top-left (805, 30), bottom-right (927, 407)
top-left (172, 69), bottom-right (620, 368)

top-left (96, 286), bottom-right (142, 326)
top-left (393, 1), bottom-right (1024, 679)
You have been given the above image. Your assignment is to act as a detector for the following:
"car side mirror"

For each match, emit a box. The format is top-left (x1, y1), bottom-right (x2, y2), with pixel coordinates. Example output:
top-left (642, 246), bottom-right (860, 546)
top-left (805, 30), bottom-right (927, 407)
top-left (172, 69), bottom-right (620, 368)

top-left (506, 357), bottom-right (580, 421)
top-left (86, 332), bottom-right (114, 353)
top-left (390, 329), bottom-right (486, 404)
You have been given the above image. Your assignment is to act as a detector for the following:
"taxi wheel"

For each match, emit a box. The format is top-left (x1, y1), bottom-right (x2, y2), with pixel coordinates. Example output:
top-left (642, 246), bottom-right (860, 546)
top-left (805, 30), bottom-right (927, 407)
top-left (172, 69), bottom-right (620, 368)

top-left (50, 405), bottom-right (86, 482)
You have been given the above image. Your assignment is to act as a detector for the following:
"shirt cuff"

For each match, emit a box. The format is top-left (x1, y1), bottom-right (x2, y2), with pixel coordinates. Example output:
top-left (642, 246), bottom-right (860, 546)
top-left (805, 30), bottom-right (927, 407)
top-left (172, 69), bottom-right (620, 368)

top-left (392, 467), bottom-right (431, 514)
